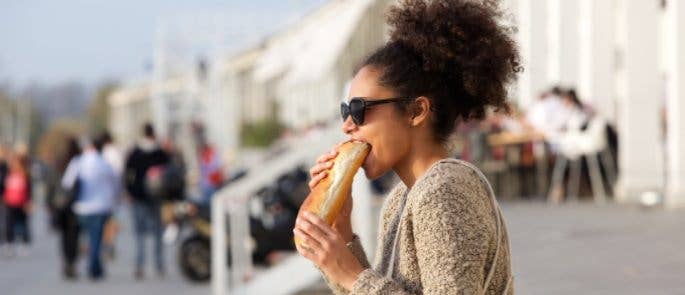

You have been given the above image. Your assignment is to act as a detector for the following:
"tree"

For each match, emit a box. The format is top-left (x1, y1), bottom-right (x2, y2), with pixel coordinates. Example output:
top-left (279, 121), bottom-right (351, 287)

top-left (240, 118), bottom-right (285, 147)
top-left (87, 81), bottom-right (118, 134)
top-left (35, 118), bottom-right (86, 165)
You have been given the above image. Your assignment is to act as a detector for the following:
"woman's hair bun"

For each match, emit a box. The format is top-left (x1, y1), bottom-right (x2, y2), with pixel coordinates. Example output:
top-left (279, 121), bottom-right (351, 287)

top-left (387, 0), bottom-right (520, 114)
top-left (362, 0), bottom-right (521, 142)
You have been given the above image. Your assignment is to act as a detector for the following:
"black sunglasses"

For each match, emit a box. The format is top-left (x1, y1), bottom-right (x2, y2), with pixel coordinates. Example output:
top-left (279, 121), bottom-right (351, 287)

top-left (340, 97), bottom-right (416, 125)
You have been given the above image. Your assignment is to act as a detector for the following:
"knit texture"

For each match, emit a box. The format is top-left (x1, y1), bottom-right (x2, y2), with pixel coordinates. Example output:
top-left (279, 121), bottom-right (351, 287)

top-left (321, 158), bottom-right (513, 294)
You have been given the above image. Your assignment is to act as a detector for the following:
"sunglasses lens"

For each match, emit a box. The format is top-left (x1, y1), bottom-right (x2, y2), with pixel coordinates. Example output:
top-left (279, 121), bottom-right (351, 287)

top-left (350, 99), bottom-right (365, 125)
top-left (340, 102), bottom-right (350, 121)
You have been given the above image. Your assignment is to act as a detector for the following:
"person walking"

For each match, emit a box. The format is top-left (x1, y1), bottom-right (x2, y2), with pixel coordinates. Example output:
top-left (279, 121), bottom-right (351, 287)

top-left (95, 131), bottom-right (124, 261)
top-left (294, 0), bottom-right (518, 293)
top-left (46, 136), bottom-right (82, 279)
top-left (3, 151), bottom-right (33, 257)
top-left (62, 138), bottom-right (120, 280)
top-left (124, 123), bottom-right (170, 279)
top-left (0, 144), bottom-right (9, 248)
top-left (192, 123), bottom-right (224, 205)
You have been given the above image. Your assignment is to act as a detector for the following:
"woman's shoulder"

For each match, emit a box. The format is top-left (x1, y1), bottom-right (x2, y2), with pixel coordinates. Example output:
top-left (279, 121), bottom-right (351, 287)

top-left (410, 158), bottom-right (492, 210)
top-left (417, 158), bottom-right (487, 192)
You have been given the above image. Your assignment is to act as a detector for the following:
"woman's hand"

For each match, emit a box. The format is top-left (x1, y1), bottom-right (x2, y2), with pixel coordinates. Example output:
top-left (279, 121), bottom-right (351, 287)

top-left (307, 141), bottom-right (354, 243)
top-left (294, 211), bottom-right (364, 290)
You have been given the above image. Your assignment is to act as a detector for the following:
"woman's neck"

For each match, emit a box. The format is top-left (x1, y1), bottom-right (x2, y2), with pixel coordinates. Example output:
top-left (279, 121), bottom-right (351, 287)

top-left (394, 142), bottom-right (449, 189)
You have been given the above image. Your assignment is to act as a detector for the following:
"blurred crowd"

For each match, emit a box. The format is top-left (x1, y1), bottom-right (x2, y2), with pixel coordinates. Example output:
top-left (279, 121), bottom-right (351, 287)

top-left (455, 86), bottom-right (618, 203)
top-left (0, 122), bottom-right (226, 281)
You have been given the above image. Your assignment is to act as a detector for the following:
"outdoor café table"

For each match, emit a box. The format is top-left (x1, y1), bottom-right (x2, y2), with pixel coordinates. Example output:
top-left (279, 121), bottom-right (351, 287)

top-left (487, 131), bottom-right (548, 197)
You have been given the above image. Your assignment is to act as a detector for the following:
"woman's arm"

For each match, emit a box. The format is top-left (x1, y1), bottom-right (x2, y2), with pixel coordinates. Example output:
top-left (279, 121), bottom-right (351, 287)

top-left (319, 234), bottom-right (371, 295)
top-left (349, 180), bottom-right (493, 294)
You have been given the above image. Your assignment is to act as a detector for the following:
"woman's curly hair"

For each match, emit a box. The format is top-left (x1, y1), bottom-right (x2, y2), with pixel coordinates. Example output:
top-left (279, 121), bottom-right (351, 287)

top-left (361, 0), bottom-right (521, 142)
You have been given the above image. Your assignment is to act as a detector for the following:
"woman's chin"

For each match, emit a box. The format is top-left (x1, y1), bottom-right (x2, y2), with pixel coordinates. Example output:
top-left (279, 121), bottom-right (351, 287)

top-left (362, 167), bottom-right (379, 180)
top-left (362, 151), bottom-right (385, 180)
top-left (362, 164), bottom-right (385, 180)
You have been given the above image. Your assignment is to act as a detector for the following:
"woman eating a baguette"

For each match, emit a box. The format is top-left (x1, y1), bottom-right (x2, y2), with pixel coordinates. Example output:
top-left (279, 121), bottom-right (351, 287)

top-left (293, 0), bottom-right (520, 294)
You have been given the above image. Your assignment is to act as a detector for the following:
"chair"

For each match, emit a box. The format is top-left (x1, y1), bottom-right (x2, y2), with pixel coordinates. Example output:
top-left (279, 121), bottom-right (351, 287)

top-left (548, 116), bottom-right (615, 204)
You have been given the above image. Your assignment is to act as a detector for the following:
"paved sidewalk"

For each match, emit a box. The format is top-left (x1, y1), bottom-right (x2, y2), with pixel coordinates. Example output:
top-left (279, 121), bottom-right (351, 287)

top-left (3, 202), bottom-right (684, 295)
top-left (0, 205), bottom-right (209, 295)
top-left (508, 202), bottom-right (685, 294)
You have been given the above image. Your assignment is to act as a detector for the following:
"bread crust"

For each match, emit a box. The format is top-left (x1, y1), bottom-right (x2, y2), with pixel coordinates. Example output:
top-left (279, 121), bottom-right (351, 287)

top-left (295, 141), bottom-right (370, 245)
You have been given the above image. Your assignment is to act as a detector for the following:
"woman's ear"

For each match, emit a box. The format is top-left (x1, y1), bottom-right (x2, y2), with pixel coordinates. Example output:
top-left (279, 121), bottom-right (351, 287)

top-left (410, 96), bottom-right (431, 127)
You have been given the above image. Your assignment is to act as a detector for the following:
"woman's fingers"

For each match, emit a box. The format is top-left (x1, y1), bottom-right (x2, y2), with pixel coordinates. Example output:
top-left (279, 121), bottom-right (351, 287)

top-left (301, 211), bottom-right (338, 238)
top-left (307, 140), bottom-right (357, 190)
top-left (308, 171), bottom-right (327, 189)
top-left (309, 161), bottom-right (334, 178)
top-left (294, 227), bottom-right (322, 249)
top-left (296, 214), bottom-right (330, 245)
top-left (294, 230), bottom-right (321, 261)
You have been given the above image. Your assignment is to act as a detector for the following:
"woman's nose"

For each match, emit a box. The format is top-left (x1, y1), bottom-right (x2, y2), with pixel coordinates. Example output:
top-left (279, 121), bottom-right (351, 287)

top-left (341, 116), bottom-right (357, 135)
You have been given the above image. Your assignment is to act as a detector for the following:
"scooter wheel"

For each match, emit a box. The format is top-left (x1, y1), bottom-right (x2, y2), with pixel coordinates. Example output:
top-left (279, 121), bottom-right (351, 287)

top-left (179, 236), bottom-right (211, 282)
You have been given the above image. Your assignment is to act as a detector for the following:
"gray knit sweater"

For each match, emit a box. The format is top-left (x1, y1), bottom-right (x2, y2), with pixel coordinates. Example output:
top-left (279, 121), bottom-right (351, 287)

top-left (321, 158), bottom-right (514, 294)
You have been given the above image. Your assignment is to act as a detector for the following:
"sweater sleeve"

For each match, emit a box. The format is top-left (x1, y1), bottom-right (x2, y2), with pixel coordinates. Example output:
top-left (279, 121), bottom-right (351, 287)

top-left (350, 174), bottom-right (494, 295)
top-left (319, 234), bottom-right (371, 295)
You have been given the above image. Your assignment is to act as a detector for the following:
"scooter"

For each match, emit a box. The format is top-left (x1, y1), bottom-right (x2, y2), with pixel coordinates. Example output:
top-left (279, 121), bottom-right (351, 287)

top-left (169, 166), bottom-right (309, 282)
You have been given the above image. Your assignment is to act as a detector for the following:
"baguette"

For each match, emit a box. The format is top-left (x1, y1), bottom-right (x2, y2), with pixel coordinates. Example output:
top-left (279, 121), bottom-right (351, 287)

top-left (295, 141), bottom-right (370, 246)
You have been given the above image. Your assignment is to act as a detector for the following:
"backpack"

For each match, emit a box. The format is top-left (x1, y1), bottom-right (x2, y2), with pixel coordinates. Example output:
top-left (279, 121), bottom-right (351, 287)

top-left (4, 172), bottom-right (29, 208)
top-left (144, 163), bottom-right (184, 201)
top-left (144, 165), bottom-right (165, 201)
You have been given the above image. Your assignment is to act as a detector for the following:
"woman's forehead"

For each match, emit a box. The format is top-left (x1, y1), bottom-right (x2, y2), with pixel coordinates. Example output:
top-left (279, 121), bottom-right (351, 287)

top-left (348, 67), bottom-right (395, 100)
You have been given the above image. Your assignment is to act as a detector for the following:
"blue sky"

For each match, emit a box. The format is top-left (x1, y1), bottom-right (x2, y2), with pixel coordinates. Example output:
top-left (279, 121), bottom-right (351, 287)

top-left (0, 0), bottom-right (326, 87)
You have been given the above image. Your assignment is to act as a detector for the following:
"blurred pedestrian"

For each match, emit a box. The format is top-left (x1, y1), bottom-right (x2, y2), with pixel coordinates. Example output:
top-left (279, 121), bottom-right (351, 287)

top-left (560, 88), bottom-right (593, 132)
top-left (62, 137), bottom-right (120, 280)
top-left (160, 137), bottom-right (186, 202)
top-left (124, 123), bottom-right (170, 279)
top-left (524, 86), bottom-right (570, 138)
top-left (192, 123), bottom-right (224, 204)
top-left (198, 143), bottom-right (223, 204)
top-left (95, 131), bottom-right (123, 261)
top-left (0, 144), bottom-right (9, 247)
top-left (97, 131), bottom-right (124, 176)
top-left (46, 136), bottom-right (81, 279)
top-left (3, 151), bottom-right (33, 257)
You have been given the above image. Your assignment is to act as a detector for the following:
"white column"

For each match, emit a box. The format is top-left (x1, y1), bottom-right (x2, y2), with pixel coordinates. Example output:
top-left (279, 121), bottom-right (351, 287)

top-left (516, 0), bottom-right (548, 109)
top-left (352, 170), bottom-right (376, 263)
top-left (211, 197), bottom-right (228, 295)
top-left (614, 0), bottom-right (664, 203)
top-left (547, 0), bottom-right (580, 88)
top-left (665, 0), bottom-right (685, 208)
top-left (151, 24), bottom-right (170, 139)
top-left (208, 67), bottom-right (240, 162)
top-left (578, 0), bottom-right (616, 123)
